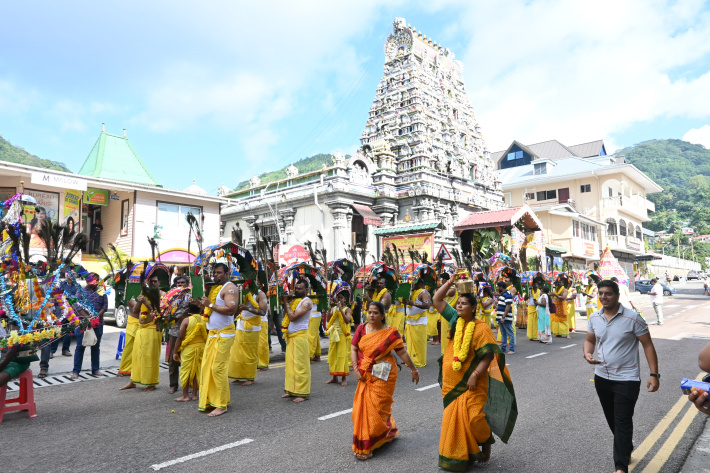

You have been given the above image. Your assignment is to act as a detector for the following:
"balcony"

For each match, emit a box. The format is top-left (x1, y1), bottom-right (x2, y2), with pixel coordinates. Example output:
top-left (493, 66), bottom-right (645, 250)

top-left (604, 234), bottom-right (645, 254)
top-left (601, 195), bottom-right (651, 221)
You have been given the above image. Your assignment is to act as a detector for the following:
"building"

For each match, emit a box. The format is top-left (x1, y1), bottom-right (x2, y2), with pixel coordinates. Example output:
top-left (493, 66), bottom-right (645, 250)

top-left (221, 18), bottom-right (503, 264)
top-left (0, 125), bottom-right (226, 269)
top-left (495, 139), bottom-right (662, 278)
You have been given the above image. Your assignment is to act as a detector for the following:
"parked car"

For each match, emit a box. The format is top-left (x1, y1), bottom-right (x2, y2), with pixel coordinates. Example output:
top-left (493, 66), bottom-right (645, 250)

top-left (635, 279), bottom-right (675, 296)
top-left (687, 270), bottom-right (700, 280)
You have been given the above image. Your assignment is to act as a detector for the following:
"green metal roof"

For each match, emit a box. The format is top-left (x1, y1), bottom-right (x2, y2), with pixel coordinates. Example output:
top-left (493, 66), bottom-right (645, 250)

top-left (372, 222), bottom-right (442, 235)
top-left (78, 132), bottom-right (161, 186)
top-left (545, 244), bottom-right (568, 254)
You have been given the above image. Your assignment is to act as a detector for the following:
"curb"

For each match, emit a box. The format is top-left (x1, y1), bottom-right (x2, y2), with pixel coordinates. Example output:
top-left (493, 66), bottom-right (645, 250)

top-left (680, 416), bottom-right (710, 472)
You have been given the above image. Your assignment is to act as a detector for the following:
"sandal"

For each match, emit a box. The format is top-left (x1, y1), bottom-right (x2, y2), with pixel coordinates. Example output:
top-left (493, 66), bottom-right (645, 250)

top-left (38, 368), bottom-right (48, 378)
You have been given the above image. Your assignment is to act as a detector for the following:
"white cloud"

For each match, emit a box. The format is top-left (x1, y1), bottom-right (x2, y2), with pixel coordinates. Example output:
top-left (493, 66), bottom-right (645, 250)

top-left (436, 0), bottom-right (710, 151)
top-left (683, 125), bottom-right (710, 148)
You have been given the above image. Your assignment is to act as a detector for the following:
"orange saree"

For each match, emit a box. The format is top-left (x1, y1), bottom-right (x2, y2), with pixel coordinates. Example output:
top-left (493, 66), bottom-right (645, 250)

top-left (351, 325), bottom-right (405, 456)
top-left (438, 304), bottom-right (517, 471)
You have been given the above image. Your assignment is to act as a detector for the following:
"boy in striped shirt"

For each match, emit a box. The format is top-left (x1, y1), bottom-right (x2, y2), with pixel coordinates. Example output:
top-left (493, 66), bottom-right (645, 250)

top-left (496, 281), bottom-right (515, 355)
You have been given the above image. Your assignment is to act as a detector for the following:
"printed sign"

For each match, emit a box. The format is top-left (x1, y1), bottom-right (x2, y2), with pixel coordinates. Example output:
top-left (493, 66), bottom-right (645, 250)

top-left (436, 244), bottom-right (452, 261)
top-left (381, 233), bottom-right (435, 265)
top-left (25, 189), bottom-right (60, 248)
top-left (280, 245), bottom-right (310, 264)
top-left (63, 189), bottom-right (81, 232)
top-left (31, 171), bottom-right (87, 191)
top-left (84, 188), bottom-right (109, 206)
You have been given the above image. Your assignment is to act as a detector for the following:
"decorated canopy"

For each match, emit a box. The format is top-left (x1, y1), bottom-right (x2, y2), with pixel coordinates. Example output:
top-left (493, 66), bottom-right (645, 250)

top-left (326, 258), bottom-right (355, 282)
top-left (597, 247), bottom-right (629, 285)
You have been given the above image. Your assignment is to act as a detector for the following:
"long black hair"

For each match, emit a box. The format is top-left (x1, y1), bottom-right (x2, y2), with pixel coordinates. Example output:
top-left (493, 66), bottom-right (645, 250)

top-left (448, 293), bottom-right (477, 340)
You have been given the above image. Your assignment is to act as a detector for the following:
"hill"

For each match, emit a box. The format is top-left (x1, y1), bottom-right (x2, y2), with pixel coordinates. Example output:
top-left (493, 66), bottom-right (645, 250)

top-left (233, 153), bottom-right (343, 191)
top-left (617, 139), bottom-right (710, 266)
top-left (0, 134), bottom-right (71, 172)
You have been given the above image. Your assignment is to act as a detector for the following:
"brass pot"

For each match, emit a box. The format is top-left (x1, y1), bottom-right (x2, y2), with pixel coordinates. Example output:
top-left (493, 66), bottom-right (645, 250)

top-left (455, 279), bottom-right (475, 294)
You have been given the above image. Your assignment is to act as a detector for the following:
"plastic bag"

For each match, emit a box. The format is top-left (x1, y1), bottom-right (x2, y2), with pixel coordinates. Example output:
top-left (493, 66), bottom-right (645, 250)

top-left (82, 328), bottom-right (97, 347)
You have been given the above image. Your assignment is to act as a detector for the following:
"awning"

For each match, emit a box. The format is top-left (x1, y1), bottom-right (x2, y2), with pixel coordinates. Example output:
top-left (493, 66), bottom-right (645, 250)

top-left (634, 254), bottom-right (663, 262)
top-left (352, 204), bottom-right (382, 226)
top-left (453, 205), bottom-right (542, 232)
top-left (545, 244), bottom-right (568, 254)
top-left (372, 222), bottom-right (443, 235)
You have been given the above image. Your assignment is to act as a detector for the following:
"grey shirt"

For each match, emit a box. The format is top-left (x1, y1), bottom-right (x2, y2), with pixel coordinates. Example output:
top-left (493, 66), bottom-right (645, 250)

top-left (588, 304), bottom-right (649, 381)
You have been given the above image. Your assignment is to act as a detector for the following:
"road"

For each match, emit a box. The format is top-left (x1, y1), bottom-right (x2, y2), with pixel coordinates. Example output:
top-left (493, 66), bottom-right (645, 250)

top-left (2, 282), bottom-right (709, 473)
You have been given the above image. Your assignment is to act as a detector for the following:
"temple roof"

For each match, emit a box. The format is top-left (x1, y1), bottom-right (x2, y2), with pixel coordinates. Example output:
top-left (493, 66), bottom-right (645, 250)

top-left (78, 129), bottom-right (161, 186)
top-left (183, 180), bottom-right (208, 196)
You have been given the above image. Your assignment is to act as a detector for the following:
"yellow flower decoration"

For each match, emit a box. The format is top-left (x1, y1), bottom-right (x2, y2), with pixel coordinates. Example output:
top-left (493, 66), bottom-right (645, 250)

top-left (452, 319), bottom-right (476, 371)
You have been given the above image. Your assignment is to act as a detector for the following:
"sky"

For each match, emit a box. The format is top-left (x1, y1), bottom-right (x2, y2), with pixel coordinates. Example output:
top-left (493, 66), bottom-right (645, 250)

top-left (1, 0), bottom-right (709, 194)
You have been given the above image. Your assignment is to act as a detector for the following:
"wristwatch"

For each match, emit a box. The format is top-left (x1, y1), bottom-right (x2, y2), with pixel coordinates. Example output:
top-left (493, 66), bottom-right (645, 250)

top-left (209, 303), bottom-right (214, 309)
top-left (650, 373), bottom-right (661, 379)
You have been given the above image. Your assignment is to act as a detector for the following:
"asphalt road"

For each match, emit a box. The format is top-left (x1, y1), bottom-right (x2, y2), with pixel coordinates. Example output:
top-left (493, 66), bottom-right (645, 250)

top-left (2, 281), bottom-right (709, 473)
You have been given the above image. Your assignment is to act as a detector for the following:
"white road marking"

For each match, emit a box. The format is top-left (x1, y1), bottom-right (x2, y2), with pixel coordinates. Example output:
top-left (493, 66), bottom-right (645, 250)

top-left (560, 344), bottom-right (577, 349)
top-left (416, 383), bottom-right (440, 392)
top-left (665, 304), bottom-right (680, 308)
top-left (686, 305), bottom-right (698, 309)
top-left (318, 409), bottom-right (353, 420)
top-left (150, 439), bottom-right (254, 470)
top-left (526, 352), bottom-right (548, 359)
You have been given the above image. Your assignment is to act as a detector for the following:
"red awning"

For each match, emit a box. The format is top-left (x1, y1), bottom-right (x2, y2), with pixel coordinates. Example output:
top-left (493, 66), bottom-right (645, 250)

top-left (352, 204), bottom-right (382, 226)
top-left (453, 205), bottom-right (542, 232)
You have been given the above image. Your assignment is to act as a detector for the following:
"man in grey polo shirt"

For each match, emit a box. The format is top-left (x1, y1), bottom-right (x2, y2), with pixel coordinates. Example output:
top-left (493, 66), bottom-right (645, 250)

top-left (584, 279), bottom-right (660, 473)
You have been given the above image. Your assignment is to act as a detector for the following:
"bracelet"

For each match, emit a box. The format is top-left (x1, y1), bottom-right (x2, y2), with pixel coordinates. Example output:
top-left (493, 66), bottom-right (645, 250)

top-left (411, 369), bottom-right (419, 373)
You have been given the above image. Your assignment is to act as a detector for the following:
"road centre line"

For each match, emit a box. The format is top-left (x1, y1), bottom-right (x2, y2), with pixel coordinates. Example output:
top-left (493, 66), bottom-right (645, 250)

top-left (525, 352), bottom-right (547, 359)
top-left (416, 383), bottom-right (440, 392)
top-left (629, 372), bottom-right (703, 471)
top-left (640, 404), bottom-right (699, 473)
top-left (560, 344), bottom-right (577, 349)
top-left (318, 409), bottom-right (353, 420)
top-left (150, 438), bottom-right (254, 471)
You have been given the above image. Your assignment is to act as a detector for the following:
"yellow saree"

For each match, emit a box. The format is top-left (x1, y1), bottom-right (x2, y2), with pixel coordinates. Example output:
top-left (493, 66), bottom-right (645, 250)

top-left (130, 320), bottom-right (161, 386)
top-left (351, 325), bottom-right (405, 455)
top-left (438, 304), bottom-right (517, 471)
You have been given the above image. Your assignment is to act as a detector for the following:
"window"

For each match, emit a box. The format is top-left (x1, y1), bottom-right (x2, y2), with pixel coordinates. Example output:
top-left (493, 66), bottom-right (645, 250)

top-left (580, 184), bottom-right (591, 193)
top-left (619, 220), bottom-right (627, 236)
top-left (536, 190), bottom-right (557, 201)
top-left (533, 163), bottom-right (547, 175)
top-left (507, 151), bottom-right (523, 161)
top-left (608, 187), bottom-right (614, 197)
top-left (525, 192), bottom-right (535, 201)
top-left (260, 224), bottom-right (278, 239)
top-left (573, 220), bottom-right (580, 238)
top-left (606, 218), bottom-right (617, 236)
top-left (500, 147), bottom-right (531, 169)
top-left (636, 227), bottom-right (642, 240)
top-left (157, 203), bottom-right (202, 238)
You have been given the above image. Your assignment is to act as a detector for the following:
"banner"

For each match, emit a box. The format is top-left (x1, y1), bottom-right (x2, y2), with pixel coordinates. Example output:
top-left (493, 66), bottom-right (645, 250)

top-left (84, 188), bottom-right (109, 206)
top-left (381, 233), bottom-right (435, 264)
top-left (63, 189), bottom-right (81, 233)
top-left (25, 189), bottom-right (60, 248)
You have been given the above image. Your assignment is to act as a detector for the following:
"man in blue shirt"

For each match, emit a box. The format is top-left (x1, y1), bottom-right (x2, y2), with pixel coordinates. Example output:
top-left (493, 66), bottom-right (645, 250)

top-left (496, 281), bottom-right (515, 355)
top-left (72, 273), bottom-right (108, 379)
top-left (38, 273), bottom-right (80, 378)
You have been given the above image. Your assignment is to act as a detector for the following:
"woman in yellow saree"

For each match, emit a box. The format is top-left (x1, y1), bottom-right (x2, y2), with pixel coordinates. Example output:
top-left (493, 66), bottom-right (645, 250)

top-left (433, 277), bottom-right (517, 471)
top-left (351, 301), bottom-right (420, 461)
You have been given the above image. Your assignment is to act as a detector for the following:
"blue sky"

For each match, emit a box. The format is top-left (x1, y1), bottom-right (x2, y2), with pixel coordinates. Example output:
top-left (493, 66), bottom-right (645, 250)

top-left (1, 0), bottom-right (709, 194)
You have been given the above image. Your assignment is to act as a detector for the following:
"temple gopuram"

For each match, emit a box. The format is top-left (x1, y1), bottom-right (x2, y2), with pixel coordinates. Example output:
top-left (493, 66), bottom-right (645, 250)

top-left (221, 18), bottom-right (504, 264)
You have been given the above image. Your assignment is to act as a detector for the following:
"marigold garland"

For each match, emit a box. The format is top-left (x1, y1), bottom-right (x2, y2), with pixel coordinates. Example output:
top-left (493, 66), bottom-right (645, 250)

top-left (452, 318), bottom-right (476, 371)
top-left (281, 297), bottom-right (302, 335)
top-left (202, 284), bottom-right (223, 320)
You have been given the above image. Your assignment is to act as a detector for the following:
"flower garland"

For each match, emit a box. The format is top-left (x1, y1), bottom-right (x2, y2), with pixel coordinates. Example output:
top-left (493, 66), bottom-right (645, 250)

top-left (325, 307), bottom-right (350, 339)
top-left (236, 292), bottom-right (261, 330)
top-left (281, 297), bottom-right (302, 335)
top-left (372, 288), bottom-right (387, 302)
top-left (202, 284), bottom-right (223, 321)
top-left (452, 318), bottom-right (476, 371)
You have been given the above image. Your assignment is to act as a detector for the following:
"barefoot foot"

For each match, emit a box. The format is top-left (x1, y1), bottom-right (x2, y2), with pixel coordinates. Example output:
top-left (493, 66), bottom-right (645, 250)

top-left (341, 380), bottom-right (348, 386)
top-left (240, 380), bottom-right (254, 386)
top-left (208, 408), bottom-right (227, 417)
top-left (175, 396), bottom-right (190, 402)
top-left (326, 377), bottom-right (338, 384)
top-left (292, 397), bottom-right (307, 403)
top-left (354, 453), bottom-right (373, 461)
top-left (281, 393), bottom-right (292, 399)
top-left (119, 382), bottom-right (136, 391)
top-left (480, 444), bottom-right (491, 463)
top-left (144, 386), bottom-right (156, 392)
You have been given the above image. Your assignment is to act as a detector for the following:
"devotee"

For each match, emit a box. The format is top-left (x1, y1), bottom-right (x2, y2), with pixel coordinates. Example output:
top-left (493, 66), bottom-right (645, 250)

top-left (478, 286), bottom-right (495, 328)
top-left (281, 278), bottom-right (313, 402)
top-left (566, 281), bottom-right (578, 333)
top-left (229, 286), bottom-right (267, 385)
top-left (551, 278), bottom-right (569, 338)
top-left (496, 281), bottom-right (515, 354)
top-left (351, 301), bottom-right (419, 461)
top-left (527, 282), bottom-right (540, 341)
top-left (117, 289), bottom-right (140, 378)
top-left (584, 276), bottom-right (601, 319)
top-left (196, 263), bottom-right (239, 416)
top-left (167, 276), bottom-right (190, 393)
top-left (257, 294), bottom-right (270, 371)
top-left (325, 285), bottom-right (351, 386)
top-left (365, 277), bottom-right (393, 317)
top-left (433, 275), bottom-right (516, 470)
top-left (120, 273), bottom-right (164, 390)
top-left (72, 273), bottom-right (107, 379)
top-left (403, 279), bottom-right (432, 367)
top-left (535, 286), bottom-right (552, 345)
top-left (172, 302), bottom-right (206, 402)
top-left (309, 295), bottom-right (323, 362)
top-left (584, 279), bottom-right (659, 473)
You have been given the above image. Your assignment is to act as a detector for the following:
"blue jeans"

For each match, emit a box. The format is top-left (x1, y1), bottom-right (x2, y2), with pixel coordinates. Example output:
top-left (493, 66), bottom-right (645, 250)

top-left (51, 334), bottom-right (72, 354)
top-left (73, 324), bottom-right (103, 374)
top-left (499, 320), bottom-right (515, 352)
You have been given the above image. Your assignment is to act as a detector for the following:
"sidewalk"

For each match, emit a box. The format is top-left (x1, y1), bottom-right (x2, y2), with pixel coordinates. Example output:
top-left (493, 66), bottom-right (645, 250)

top-left (681, 416), bottom-right (710, 473)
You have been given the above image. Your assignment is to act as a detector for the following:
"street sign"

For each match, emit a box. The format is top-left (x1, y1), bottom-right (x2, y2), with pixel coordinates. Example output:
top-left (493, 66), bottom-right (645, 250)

top-left (437, 244), bottom-right (452, 261)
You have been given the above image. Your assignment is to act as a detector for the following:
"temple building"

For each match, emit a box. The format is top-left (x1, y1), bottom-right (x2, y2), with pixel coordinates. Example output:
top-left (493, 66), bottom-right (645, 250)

top-left (221, 18), bottom-right (504, 264)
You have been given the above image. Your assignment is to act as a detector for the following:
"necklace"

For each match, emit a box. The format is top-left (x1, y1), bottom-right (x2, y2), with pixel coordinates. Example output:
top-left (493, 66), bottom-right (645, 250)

top-left (452, 318), bottom-right (476, 371)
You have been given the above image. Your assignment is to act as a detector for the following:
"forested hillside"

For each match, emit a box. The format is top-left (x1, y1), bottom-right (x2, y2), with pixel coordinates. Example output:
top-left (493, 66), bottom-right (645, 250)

top-left (232, 153), bottom-right (340, 191)
top-left (0, 135), bottom-right (71, 172)
top-left (617, 139), bottom-right (710, 266)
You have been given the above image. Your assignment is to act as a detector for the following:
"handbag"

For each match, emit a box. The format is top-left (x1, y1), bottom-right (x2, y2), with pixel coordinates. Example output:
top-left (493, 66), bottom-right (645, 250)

top-left (82, 328), bottom-right (97, 347)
